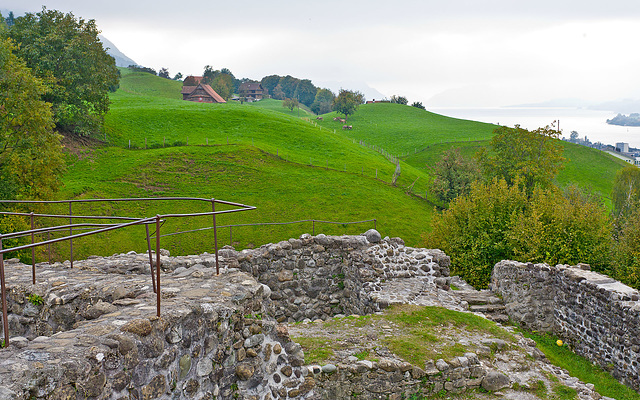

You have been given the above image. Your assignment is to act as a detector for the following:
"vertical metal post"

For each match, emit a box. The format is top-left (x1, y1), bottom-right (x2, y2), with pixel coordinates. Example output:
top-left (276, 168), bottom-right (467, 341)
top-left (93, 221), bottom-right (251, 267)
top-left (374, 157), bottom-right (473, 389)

top-left (155, 215), bottom-right (161, 318)
top-left (47, 231), bottom-right (51, 265)
top-left (0, 239), bottom-right (8, 347)
top-left (30, 213), bottom-right (35, 284)
top-left (374, 219), bottom-right (377, 230)
top-left (212, 200), bottom-right (219, 275)
top-left (146, 223), bottom-right (156, 293)
top-left (69, 202), bottom-right (73, 268)
top-left (312, 220), bottom-right (315, 235)
top-left (229, 226), bottom-right (233, 246)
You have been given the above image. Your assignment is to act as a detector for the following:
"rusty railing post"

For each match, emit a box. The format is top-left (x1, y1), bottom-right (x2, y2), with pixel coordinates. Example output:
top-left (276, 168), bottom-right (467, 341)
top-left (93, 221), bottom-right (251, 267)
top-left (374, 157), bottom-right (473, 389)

top-left (374, 219), bottom-right (377, 230)
top-left (145, 223), bottom-right (156, 293)
top-left (155, 215), bottom-right (161, 318)
top-left (47, 231), bottom-right (51, 265)
top-left (0, 238), bottom-right (8, 347)
top-left (212, 199), bottom-right (219, 275)
top-left (30, 212), bottom-right (35, 284)
top-left (312, 220), bottom-right (315, 235)
top-left (229, 226), bottom-right (232, 246)
top-left (69, 201), bottom-right (73, 268)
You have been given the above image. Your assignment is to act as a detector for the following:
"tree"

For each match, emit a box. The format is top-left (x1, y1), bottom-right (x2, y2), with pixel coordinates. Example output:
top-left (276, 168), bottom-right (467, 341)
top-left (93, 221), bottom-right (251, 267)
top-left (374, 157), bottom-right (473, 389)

top-left (332, 89), bottom-right (364, 120)
top-left (569, 131), bottom-right (579, 141)
top-left (390, 95), bottom-right (408, 105)
top-left (431, 148), bottom-right (480, 204)
top-left (283, 98), bottom-right (298, 111)
top-left (261, 75), bottom-right (281, 97)
top-left (611, 166), bottom-right (640, 219)
top-left (278, 75), bottom-right (299, 99)
top-left (173, 72), bottom-right (183, 81)
top-left (158, 67), bottom-right (170, 79)
top-left (294, 79), bottom-right (317, 107)
top-left (271, 84), bottom-right (285, 100)
top-left (411, 101), bottom-right (425, 110)
top-left (0, 37), bottom-right (64, 200)
top-left (7, 8), bottom-right (119, 136)
top-left (311, 88), bottom-right (335, 115)
top-left (479, 124), bottom-right (565, 194)
top-left (210, 73), bottom-right (234, 100)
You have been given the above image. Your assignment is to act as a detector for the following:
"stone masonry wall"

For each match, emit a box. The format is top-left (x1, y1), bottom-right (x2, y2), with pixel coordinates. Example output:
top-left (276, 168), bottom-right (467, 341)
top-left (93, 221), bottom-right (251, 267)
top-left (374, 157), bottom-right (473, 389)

top-left (492, 260), bottom-right (640, 391)
top-left (0, 258), bottom-right (313, 399)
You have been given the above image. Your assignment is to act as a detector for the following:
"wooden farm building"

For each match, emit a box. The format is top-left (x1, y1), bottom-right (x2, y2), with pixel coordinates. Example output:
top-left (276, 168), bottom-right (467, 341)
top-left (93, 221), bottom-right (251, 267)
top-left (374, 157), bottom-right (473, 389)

top-left (238, 81), bottom-right (265, 101)
top-left (181, 81), bottom-right (226, 103)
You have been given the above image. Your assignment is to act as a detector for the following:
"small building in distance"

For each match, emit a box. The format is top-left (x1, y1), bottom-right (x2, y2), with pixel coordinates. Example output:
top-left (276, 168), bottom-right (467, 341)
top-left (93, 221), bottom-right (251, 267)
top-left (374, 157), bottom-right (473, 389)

top-left (181, 76), bottom-right (226, 103)
top-left (238, 81), bottom-right (265, 101)
top-left (616, 142), bottom-right (630, 153)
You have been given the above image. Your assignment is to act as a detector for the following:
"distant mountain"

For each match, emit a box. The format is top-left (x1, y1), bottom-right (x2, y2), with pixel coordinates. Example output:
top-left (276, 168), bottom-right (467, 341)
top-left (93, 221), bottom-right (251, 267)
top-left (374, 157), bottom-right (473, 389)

top-left (507, 98), bottom-right (594, 108)
top-left (99, 35), bottom-right (137, 68)
top-left (589, 99), bottom-right (640, 114)
top-left (314, 80), bottom-right (386, 102)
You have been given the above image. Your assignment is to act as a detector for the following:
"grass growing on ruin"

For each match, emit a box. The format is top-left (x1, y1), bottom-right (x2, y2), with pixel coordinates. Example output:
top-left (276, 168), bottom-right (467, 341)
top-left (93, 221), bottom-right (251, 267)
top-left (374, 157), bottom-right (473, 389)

top-left (382, 305), bottom-right (516, 365)
top-left (292, 337), bottom-right (335, 364)
top-left (291, 305), bottom-right (516, 367)
top-left (524, 332), bottom-right (640, 400)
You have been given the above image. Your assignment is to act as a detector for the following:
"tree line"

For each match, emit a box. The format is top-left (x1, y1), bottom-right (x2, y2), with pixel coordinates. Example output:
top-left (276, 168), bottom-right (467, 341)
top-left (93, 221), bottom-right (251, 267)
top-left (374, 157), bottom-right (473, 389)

top-left (424, 124), bottom-right (640, 290)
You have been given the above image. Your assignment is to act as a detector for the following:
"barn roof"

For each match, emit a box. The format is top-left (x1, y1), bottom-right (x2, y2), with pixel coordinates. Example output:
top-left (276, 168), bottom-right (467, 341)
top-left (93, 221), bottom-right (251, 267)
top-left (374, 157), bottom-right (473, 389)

top-left (239, 82), bottom-right (263, 91)
top-left (200, 84), bottom-right (226, 103)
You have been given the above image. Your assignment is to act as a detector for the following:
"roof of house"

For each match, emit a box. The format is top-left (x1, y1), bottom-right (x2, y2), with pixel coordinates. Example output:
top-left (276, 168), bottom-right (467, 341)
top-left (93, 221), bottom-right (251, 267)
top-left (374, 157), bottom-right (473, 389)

top-left (182, 83), bottom-right (226, 103)
top-left (184, 76), bottom-right (204, 85)
top-left (200, 84), bottom-right (226, 103)
top-left (239, 82), bottom-right (263, 92)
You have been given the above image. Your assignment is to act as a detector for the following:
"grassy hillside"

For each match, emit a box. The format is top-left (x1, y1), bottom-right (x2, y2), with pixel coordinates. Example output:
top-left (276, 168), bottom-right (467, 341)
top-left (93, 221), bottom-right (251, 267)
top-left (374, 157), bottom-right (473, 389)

top-left (56, 145), bottom-right (431, 259)
top-left (46, 71), bottom-right (627, 260)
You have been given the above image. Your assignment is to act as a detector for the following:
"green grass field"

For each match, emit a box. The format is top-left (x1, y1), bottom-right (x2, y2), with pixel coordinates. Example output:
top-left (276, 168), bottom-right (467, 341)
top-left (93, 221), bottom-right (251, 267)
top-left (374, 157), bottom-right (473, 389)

top-left (43, 70), bottom-right (627, 260)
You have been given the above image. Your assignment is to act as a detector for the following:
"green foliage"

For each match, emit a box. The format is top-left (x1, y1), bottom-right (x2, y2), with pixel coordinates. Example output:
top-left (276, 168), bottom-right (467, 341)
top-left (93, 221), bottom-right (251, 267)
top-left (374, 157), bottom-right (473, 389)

top-left (479, 124), bottom-right (565, 194)
top-left (508, 186), bottom-right (612, 272)
top-left (390, 95), bottom-right (408, 105)
top-left (611, 165), bottom-right (640, 219)
top-left (27, 293), bottom-right (44, 306)
top-left (311, 88), bottom-right (335, 115)
top-left (332, 89), bottom-right (364, 120)
top-left (0, 37), bottom-right (64, 200)
top-left (611, 206), bottom-right (640, 288)
top-left (260, 74), bottom-right (280, 97)
top-left (282, 98), bottom-right (299, 111)
top-left (294, 79), bottom-right (317, 107)
top-left (426, 179), bottom-right (528, 288)
top-left (431, 148), bottom-right (480, 204)
top-left (7, 7), bottom-right (119, 136)
top-left (426, 180), bottom-right (612, 288)
top-left (411, 101), bottom-right (425, 110)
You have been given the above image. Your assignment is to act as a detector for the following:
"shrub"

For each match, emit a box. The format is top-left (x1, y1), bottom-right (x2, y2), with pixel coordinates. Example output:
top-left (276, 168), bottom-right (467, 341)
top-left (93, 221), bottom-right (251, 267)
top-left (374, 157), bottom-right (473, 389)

top-left (425, 180), bottom-right (612, 288)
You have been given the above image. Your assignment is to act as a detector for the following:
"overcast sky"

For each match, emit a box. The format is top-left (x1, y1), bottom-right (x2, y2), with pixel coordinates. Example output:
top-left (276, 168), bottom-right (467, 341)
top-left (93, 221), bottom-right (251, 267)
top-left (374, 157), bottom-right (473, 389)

top-left (4, 1), bottom-right (640, 107)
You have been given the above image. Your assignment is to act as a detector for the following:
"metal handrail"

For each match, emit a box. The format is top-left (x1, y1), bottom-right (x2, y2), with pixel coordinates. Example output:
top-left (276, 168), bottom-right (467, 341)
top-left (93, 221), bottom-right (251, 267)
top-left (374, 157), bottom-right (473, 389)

top-left (0, 197), bottom-right (256, 347)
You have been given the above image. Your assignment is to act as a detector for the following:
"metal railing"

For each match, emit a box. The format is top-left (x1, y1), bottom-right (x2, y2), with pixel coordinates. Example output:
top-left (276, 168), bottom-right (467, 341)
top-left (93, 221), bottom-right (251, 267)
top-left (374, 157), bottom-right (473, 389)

top-left (0, 197), bottom-right (256, 346)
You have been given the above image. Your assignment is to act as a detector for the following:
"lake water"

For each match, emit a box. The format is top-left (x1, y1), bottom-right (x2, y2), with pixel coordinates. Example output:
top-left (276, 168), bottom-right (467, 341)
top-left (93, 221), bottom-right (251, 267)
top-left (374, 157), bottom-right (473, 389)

top-left (429, 107), bottom-right (640, 149)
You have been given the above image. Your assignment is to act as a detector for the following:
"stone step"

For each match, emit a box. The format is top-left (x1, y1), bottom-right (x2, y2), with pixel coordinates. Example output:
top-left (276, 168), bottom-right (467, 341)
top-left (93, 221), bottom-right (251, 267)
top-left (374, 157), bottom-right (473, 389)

top-left (456, 291), bottom-right (503, 305)
top-left (470, 304), bottom-right (506, 313)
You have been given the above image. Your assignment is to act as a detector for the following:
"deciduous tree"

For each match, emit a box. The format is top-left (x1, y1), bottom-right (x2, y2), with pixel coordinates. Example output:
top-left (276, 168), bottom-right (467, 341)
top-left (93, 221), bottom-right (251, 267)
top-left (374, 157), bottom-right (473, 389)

top-left (7, 7), bottom-right (119, 136)
top-left (431, 148), bottom-right (480, 204)
top-left (332, 89), bottom-right (364, 120)
top-left (611, 166), bottom-right (640, 219)
top-left (479, 124), bottom-right (565, 194)
top-left (0, 37), bottom-right (64, 200)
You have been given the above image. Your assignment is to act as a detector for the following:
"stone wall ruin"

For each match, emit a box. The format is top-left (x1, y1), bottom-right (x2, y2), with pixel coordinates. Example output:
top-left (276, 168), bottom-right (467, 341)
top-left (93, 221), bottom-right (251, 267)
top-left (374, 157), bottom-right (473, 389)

top-left (492, 260), bottom-right (640, 391)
